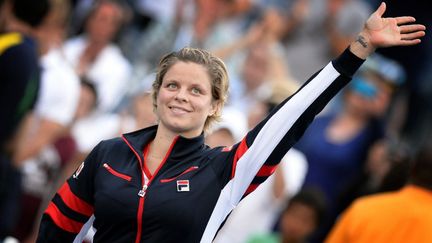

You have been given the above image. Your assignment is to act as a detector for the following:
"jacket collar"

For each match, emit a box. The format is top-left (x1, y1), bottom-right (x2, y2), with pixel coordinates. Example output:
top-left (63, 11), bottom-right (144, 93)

top-left (122, 125), bottom-right (206, 163)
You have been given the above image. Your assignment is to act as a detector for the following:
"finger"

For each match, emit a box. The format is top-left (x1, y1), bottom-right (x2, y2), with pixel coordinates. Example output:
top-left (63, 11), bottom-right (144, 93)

top-left (374, 2), bottom-right (386, 17)
top-left (401, 31), bottom-right (426, 40)
top-left (398, 39), bottom-right (422, 46)
top-left (396, 16), bottom-right (416, 25)
top-left (399, 24), bottom-right (426, 34)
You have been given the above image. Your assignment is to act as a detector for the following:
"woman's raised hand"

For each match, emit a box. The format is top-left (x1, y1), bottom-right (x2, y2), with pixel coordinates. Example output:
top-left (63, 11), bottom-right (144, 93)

top-left (350, 2), bottom-right (426, 59)
top-left (365, 2), bottom-right (425, 47)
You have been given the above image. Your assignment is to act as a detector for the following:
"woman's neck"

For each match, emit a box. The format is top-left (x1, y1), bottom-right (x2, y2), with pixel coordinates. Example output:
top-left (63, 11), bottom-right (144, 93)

top-left (152, 126), bottom-right (178, 157)
top-left (145, 126), bottom-right (178, 175)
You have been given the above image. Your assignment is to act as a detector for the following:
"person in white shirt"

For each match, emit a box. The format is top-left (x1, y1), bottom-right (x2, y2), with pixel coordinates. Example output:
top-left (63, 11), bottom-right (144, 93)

top-left (63, 0), bottom-right (132, 113)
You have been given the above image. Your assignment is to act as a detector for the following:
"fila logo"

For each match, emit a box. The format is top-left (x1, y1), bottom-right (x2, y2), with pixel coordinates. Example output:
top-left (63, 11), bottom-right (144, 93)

top-left (73, 162), bottom-right (85, 179)
top-left (176, 180), bottom-right (190, 192)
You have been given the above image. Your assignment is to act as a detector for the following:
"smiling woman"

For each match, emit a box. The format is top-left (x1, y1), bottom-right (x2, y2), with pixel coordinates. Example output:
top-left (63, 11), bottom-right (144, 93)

top-left (36, 3), bottom-right (426, 243)
top-left (152, 48), bottom-right (229, 134)
top-left (156, 61), bottom-right (219, 138)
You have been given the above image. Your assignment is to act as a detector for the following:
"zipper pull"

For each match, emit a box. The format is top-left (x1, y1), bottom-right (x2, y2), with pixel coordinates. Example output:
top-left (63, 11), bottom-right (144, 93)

top-left (138, 184), bottom-right (148, 197)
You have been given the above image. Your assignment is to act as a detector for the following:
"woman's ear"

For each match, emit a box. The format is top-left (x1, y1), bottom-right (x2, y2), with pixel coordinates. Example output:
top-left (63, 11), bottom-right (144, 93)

top-left (210, 100), bottom-right (222, 117)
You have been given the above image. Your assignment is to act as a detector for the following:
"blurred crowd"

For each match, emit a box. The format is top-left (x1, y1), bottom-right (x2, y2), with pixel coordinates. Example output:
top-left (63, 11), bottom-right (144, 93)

top-left (0, 0), bottom-right (431, 242)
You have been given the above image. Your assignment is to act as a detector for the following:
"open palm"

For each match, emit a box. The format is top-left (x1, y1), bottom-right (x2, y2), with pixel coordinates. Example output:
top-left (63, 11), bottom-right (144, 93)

top-left (365, 2), bottom-right (425, 48)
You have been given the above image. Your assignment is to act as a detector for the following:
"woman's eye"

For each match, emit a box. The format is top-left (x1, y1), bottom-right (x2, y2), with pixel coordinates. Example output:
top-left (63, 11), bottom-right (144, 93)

top-left (191, 87), bottom-right (201, 95)
top-left (167, 83), bottom-right (177, 89)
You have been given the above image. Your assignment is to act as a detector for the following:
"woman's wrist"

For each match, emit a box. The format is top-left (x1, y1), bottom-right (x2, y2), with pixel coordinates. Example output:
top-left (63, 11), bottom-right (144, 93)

top-left (349, 30), bottom-right (376, 60)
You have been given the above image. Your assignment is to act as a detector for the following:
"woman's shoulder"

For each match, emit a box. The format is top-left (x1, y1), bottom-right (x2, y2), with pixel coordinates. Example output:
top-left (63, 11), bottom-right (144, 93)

top-left (102, 136), bottom-right (131, 147)
top-left (93, 136), bottom-right (130, 154)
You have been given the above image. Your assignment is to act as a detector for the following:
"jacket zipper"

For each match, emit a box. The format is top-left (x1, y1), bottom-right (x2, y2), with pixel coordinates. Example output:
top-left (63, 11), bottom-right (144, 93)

top-left (137, 145), bottom-right (151, 197)
top-left (122, 135), bottom-right (179, 243)
top-left (160, 166), bottom-right (199, 183)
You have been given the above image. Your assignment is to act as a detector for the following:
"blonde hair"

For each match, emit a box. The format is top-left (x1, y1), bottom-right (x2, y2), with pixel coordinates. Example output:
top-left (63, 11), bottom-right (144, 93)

top-left (152, 47), bottom-right (229, 132)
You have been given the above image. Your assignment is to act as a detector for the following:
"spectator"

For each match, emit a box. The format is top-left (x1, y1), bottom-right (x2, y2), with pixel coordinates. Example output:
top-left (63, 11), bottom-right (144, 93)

top-left (63, 0), bottom-right (132, 112)
top-left (205, 107), bottom-right (248, 148)
top-left (13, 0), bottom-right (80, 166)
top-left (122, 0), bottom-right (251, 85)
top-left (281, 0), bottom-right (371, 83)
top-left (228, 42), bottom-right (273, 113)
top-left (247, 188), bottom-right (327, 243)
top-left (0, 0), bottom-right (49, 152)
top-left (336, 137), bottom-right (411, 216)
top-left (326, 141), bottom-right (432, 243)
top-left (0, 0), bottom-right (50, 238)
top-left (9, 0), bottom-right (80, 240)
top-left (70, 80), bottom-right (120, 160)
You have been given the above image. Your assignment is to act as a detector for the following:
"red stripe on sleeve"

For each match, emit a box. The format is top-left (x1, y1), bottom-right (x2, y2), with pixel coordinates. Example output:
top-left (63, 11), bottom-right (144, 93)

top-left (231, 138), bottom-right (249, 178)
top-left (256, 165), bottom-right (277, 177)
top-left (244, 184), bottom-right (259, 196)
top-left (58, 183), bottom-right (94, 217)
top-left (45, 202), bottom-right (84, 233)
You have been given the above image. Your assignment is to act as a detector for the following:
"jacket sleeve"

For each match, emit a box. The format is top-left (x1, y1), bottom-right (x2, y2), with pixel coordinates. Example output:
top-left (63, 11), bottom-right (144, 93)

top-left (36, 142), bottom-right (103, 242)
top-left (212, 48), bottom-right (365, 203)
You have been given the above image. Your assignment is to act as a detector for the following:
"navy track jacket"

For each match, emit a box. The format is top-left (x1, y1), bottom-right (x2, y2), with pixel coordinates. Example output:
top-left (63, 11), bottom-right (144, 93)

top-left (37, 49), bottom-right (364, 243)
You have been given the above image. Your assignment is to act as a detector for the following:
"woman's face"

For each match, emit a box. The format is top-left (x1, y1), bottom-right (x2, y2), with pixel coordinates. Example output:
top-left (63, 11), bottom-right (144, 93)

top-left (156, 61), bottom-right (217, 138)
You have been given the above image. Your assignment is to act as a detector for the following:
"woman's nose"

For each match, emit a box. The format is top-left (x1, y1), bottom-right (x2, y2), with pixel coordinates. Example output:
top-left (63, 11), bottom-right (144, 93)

top-left (174, 88), bottom-right (188, 102)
